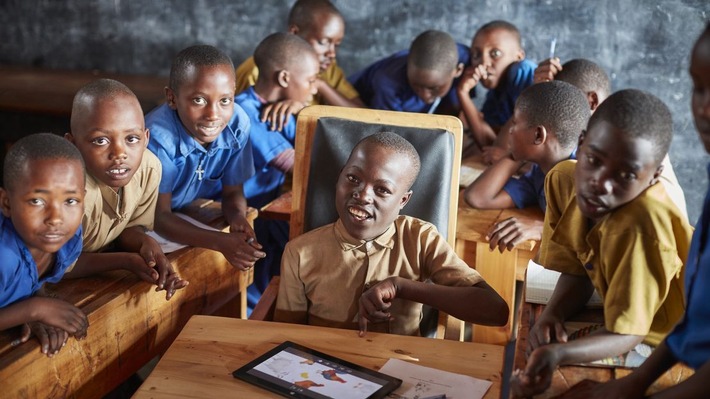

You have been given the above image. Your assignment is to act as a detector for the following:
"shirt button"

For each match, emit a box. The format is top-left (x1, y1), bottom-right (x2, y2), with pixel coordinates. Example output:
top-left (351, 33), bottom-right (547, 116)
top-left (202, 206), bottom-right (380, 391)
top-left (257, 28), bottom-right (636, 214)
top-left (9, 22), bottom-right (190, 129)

top-left (365, 241), bottom-right (373, 251)
top-left (584, 263), bottom-right (593, 270)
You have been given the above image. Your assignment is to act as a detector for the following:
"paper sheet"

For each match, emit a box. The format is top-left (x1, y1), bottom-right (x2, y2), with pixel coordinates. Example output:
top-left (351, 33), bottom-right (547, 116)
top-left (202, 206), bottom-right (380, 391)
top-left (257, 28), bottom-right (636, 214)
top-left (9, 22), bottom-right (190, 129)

top-left (380, 358), bottom-right (492, 399)
top-left (459, 165), bottom-right (484, 188)
top-left (525, 260), bottom-right (603, 306)
top-left (146, 212), bottom-right (221, 254)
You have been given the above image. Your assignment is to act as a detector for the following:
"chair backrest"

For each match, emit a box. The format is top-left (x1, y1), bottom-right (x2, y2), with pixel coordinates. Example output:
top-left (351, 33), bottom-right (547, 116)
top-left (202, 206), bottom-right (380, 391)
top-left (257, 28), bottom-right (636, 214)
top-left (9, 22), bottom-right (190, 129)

top-left (290, 105), bottom-right (463, 246)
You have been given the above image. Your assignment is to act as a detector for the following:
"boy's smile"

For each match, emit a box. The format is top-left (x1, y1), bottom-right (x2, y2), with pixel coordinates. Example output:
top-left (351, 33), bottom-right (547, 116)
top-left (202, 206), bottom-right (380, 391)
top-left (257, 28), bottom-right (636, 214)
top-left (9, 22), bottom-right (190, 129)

top-left (67, 93), bottom-right (148, 191)
top-left (0, 158), bottom-right (85, 261)
top-left (167, 64), bottom-right (236, 147)
top-left (690, 30), bottom-right (710, 152)
top-left (575, 121), bottom-right (661, 221)
top-left (335, 143), bottom-right (413, 241)
top-left (470, 28), bottom-right (524, 90)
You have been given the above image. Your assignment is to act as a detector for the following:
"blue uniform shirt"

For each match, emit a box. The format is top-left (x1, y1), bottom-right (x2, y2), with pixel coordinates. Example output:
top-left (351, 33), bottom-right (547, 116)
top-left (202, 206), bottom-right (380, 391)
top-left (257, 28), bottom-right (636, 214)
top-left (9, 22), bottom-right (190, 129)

top-left (0, 213), bottom-right (83, 307)
top-left (349, 43), bottom-right (470, 114)
top-left (146, 102), bottom-right (255, 210)
top-left (236, 87), bottom-right (296, 209)
top-left (481, 59), bottom-right (537, 128)
top-left (503, 149), bottom-right (576, 211)
top-left (666, 163), bottom-right (710, 369)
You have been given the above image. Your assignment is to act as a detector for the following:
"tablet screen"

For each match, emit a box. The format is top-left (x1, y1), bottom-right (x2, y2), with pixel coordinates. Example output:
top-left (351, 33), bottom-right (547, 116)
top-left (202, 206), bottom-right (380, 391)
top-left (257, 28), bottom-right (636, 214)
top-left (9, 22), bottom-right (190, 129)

top-left (232, 341), bottom-right (402, 399)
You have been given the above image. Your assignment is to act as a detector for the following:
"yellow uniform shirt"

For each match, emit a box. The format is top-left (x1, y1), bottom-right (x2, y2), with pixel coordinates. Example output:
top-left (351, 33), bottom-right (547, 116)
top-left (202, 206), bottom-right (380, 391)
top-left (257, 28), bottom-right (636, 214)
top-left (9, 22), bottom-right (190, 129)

top-left (538, 160), bottom-right (691, 346)
top-left (275, 215), bottom-right (483, 336)
top-left (234, 56), bottom-right (359, 105)
top-left (81, 149), bottom-right (162, 253)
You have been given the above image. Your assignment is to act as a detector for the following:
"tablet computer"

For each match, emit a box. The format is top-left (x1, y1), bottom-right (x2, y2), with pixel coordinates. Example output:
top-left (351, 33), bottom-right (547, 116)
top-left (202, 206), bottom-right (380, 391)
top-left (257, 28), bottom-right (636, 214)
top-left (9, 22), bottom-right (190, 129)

top-left (232, 341), bottom-right (402, 399)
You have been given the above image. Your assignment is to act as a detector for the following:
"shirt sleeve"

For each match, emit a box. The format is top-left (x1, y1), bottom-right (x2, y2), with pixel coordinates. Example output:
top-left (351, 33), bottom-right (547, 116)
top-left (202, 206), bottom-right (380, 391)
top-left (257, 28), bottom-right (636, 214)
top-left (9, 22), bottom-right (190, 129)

top-left (419, 222), bottom-right (483, 287)
top-left (274, 242), bottom-right (309, 324)
top-left (503, 172), bottom-right (538, 209)
top-left (235, 56), bottom-right (258, 94)
top-left (126, 151), bottom-right (162, 231)
top-left (326, 64), bottom-right (360, 99)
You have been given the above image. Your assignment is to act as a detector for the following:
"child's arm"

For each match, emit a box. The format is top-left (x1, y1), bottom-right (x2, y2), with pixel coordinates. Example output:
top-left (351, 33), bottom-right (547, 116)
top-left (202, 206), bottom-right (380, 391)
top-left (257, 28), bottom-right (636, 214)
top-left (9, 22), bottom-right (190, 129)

top-left (153, 192), bottom-right (265, 271)
top-left (357, 277), bottom-right (508, 336)
top-left (463, 154), bottom-right (521, 209)
top-left (260, 100), bottom-right (308, 132)
top-left (457, 65), bottom-right (497, 150)
top-left (315, 78), bottom-right (365, 108)
top-left (486, 215), bottom-right (544, 253)
top-left (513, 328), bottom-right (645, 397)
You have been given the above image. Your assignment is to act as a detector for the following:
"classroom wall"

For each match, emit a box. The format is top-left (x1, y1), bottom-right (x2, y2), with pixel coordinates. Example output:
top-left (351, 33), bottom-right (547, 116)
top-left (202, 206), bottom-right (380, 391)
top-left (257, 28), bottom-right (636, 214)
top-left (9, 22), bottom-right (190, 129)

top-left (0, 0), bottom-right (708, 223)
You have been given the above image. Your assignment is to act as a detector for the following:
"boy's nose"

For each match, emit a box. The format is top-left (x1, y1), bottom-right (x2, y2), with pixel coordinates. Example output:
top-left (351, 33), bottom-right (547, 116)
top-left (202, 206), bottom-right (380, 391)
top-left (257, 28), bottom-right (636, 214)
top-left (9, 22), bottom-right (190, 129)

top-left (205, 102), bottom-right (220, 119)
top-left (110, 141), bottom-right (127, 160)
top-left (45, 203), bottom-right (63, 225)
top-left (353, 186), bottom-right (374, 203)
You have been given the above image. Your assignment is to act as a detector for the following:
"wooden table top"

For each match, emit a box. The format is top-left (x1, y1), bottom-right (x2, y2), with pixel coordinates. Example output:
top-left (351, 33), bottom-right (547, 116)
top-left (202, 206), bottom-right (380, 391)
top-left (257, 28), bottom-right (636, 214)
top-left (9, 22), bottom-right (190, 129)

top-left (0, 65), bottom-right (167, 116)
top-left (134, 315), bottom-right (504, 398)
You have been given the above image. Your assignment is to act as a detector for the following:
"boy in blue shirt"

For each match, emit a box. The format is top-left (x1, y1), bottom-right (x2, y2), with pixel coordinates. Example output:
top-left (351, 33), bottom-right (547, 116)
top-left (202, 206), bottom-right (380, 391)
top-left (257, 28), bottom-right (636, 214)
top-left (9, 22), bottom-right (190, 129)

top-left (464, 81), bottom-right (589, 251)
top-left (236, 33), bottom-right (319, 313)
top-left (457, 20), bottom-right (536, 163)
top-left (554, 23), bottom-right (710, 399)
top-left (349, 30), bottom-right (468, 115)
top-left (0, 133), bottom-right (88, 357)
top-left (147, 45), bottom-right (265, 271)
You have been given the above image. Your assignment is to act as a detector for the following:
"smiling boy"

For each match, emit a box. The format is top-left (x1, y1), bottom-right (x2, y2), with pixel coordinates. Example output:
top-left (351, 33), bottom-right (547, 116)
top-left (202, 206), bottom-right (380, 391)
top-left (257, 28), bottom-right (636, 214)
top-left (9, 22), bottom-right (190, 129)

top-left (146, 45), bottom-right (265, 271)
top-left (65, 79), bottom-right (187, 299)
top-left (511, 90), bottom-right (692, 396)
top-left (275, 132), bottom-right (508, 336)
top-left (0, 133), bottom-right (88, 357)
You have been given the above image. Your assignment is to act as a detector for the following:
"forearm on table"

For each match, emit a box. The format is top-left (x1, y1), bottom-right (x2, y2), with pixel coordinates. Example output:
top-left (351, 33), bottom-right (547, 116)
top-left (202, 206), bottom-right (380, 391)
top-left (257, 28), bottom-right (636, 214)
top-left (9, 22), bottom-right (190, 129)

top-left (0, 300), bottom-right (37, 330)
top-left (64, 252), bottom-right (138, 278)
top-left (551, 327), bottom-right (644, 365)
top-left (543, 272), bottom-right (596, 321)
top-left (457, 90), bottom-right (496, 148)
top-left (154, 210), bottom-right (229, 250)
top-left (222, 188), bottom-right (248, 227)
top-left (464, 156), bottom-right (521, 208)
top-left (115, 225), bottom-right (150, 253)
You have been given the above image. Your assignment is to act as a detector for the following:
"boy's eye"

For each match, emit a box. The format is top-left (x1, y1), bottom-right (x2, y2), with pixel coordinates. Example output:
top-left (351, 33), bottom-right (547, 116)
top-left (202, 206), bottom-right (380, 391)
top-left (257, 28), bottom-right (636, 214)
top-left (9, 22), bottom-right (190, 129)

top-left (66, 198), bottom-right (81, 206)
top-left (91, 137), bottom-right (109, 146)
top-left (126, 135), bottom-right (141, 144)
top-left (28, 198), bottom-right (44, 206)
top-left (490, 49), bottom-right (503, 59)
top-left (376, 187), bottom-right (392, 196)
top-left (220, 98), bottom-right (232, 106)
top-left (346, 175), bottom-right (359, 184)
top-left (193, 98), bottom-right (206, 105)
top-left (585, 153), bottom-right (599, 166)
top-left (618, 171), bottom-right (637, 181)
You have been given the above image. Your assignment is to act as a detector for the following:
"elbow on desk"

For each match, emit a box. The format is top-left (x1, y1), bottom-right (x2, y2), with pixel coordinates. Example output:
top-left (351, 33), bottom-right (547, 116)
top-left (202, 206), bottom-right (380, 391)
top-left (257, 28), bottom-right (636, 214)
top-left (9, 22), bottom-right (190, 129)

top-left (463, 186), bottom-right (496, 210)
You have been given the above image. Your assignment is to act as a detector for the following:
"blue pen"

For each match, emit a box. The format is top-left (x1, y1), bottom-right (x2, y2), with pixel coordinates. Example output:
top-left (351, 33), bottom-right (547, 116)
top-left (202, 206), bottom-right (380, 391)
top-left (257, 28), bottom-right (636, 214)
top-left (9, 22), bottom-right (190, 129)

top-left (549, 37), bottom-right (557, 59)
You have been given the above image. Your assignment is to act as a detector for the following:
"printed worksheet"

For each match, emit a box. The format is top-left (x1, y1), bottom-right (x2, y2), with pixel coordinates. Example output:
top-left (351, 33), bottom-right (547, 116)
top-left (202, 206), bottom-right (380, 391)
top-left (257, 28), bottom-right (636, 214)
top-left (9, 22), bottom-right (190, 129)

top-left (380, 358), bottom-right (492, 399)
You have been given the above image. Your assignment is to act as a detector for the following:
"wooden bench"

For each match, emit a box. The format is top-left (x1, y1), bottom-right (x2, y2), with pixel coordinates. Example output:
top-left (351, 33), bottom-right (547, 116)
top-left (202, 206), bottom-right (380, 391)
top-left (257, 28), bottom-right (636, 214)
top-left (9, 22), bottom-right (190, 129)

top-left (0, 200), bottom-right (254, 399)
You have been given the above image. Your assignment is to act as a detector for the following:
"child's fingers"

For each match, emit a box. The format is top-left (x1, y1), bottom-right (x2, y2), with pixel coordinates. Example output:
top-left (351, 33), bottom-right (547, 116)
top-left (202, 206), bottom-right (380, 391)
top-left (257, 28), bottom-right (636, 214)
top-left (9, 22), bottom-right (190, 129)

top-left (555, 322), bottom-right (568, 343)
top-left (19, 323), bottom-right (31, 344)
top-left (357, 313), bottom-right (369, 337)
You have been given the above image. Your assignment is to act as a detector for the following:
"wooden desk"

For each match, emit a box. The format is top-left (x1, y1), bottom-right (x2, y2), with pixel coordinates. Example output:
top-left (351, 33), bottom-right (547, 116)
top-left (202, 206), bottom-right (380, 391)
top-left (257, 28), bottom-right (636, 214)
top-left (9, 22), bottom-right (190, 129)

top-left (134, 316), bottom-right (504, 398)
top-left (259, 190), bottom-right (293, 221)
top-left (0, 66), bottom-right (167, 116)
top-left (0, 201), bottom-right (254, 399)
top-left (455, 199), bottom-right (543, 345)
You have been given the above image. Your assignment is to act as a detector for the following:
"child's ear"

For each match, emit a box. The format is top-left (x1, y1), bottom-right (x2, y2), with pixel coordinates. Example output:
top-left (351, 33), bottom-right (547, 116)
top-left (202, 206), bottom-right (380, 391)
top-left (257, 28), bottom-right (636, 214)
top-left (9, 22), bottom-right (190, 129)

top-left (516, 48), bottom-right (525, 61)
top-left (399, 190), bottom-right (413, 209)
top-left (578, 130), bottom-right (586, 147)
top-left (144, 128), bottom-right (151, 148)
top-left (587, 91), bottom-right (600, 112)
top-left (287, 24), bottom-right (300, 35)
top-left (0, 188), bottom-right (10, 217)
top-left (277, 70), bottom-right (290, 88)
top-left (650, 163), bottom-right (664, 186)
top-left (64, 132), bottom-right (75, 144)
top-left (165, 87), bottom-right (177, 109)
top-left (453, 62), bottom-right (465, 79)
top-left (534, 125), bottom-right (547, 145)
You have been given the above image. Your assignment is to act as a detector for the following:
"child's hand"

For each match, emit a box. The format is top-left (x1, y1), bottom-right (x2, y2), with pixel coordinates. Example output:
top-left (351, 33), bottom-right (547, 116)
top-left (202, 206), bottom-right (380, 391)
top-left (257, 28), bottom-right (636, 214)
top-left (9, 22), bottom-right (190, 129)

top-left (486, 216), bottom-right (543, 253)
top-left (31, 297), bottom-right (88, 339)
top-left (138, 235), bottom-right (189, 300)
top-left (21, 322), bottom-right (70, 357)
top-left (482, 145), bottom-right (509, 165)
top-left (528, 311), bottom-right (568, 355)
top-left (125, 252), bottom-right (160, 284)
top-left (512, 345), bottom-right (562, 397)
top-left (533, 57), bottom-right (563, 84)
top-left (261, 99), bottom-right (307, 132)
top-left (357, 277), bottom-right (399, 336)
top-left (458, 65), bottom-right (489, 94)
top-left (215, 231), bottom-right (266, 271)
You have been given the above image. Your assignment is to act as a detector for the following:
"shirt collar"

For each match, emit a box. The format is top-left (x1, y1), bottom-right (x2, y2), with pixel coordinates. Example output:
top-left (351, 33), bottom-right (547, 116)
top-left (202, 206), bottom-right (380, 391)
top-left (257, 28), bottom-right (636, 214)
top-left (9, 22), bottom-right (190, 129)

top-left (174, 106), bottom-right (241, 156)
top-left (333, 218), bottom-right (396, 252)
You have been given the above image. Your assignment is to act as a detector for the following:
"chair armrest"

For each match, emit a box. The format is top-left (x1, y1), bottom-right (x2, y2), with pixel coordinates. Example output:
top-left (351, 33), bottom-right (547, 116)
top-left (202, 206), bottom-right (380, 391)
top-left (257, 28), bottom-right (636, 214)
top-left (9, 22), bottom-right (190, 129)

top-left (249, 276), bottom-right (281, 321)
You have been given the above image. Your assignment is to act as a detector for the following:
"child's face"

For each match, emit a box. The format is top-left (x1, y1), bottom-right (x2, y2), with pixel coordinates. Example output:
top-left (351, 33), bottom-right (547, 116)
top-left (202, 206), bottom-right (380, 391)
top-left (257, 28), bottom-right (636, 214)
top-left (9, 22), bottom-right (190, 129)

top-left (295, 12), bottom-right (344, 72)
top-left (690, 32), bottom-right (710, 153)
top-left (284, 53), bottom-right (320, 104)
top-left (508, 107), bottom-right (537, 162)
top-left (335, 144), bottom-right (413, 241)
top-left (470, 28), bottom-right (524, 90)
top-left (574, 122), bottom-right (662, 221)
top-left (67, 94), bottom-right (148, 191)
top-left (166, 64), bottom-right (236, 147)
top-left (407, 66), bottom-right (457, 105)
top-left (0, 158), bottom-right (84, 259)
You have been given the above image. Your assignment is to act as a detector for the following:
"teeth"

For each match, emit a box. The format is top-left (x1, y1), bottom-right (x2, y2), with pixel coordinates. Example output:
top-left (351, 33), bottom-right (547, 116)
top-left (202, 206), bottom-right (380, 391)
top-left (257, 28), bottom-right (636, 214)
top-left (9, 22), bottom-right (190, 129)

top-left (109, 168), bottom-right (127, 175)
top-left (348, 207), bottom-right (371, 220)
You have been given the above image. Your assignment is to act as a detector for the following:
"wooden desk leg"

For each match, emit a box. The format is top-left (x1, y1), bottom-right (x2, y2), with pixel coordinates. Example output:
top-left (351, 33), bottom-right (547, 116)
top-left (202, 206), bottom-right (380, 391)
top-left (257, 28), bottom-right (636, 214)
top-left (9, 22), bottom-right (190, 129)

top-left (471, 242), bottom-right (518, 345)
top-left (240, 268), bottom-right (254, 319)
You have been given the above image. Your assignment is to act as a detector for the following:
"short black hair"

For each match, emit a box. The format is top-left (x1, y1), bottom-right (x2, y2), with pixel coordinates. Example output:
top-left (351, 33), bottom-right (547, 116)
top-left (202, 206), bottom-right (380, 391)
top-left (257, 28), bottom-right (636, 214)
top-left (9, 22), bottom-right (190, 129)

top-left (475, 20), bottom-right (521, 46)
top-left (556, 59), bottom-right (611, 102)
top-left (353, 132), bottom-right (421, 189)
top-left (254, 32), bottom-right (317, 76)
top-left (288, 0), bottom-right (341, 32)
top-left (169, 45), bottom-right (234, 92)
top-left (70, 78), bottom-right (139, 134)
top-left (588, 89), bottom-right (672, 164)
top-left (408, 30), bottom-right (460, 73)
top-left (3, 133), bottom-right (84, 191)
top-left (516, 81), bottom-right (590, 149)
